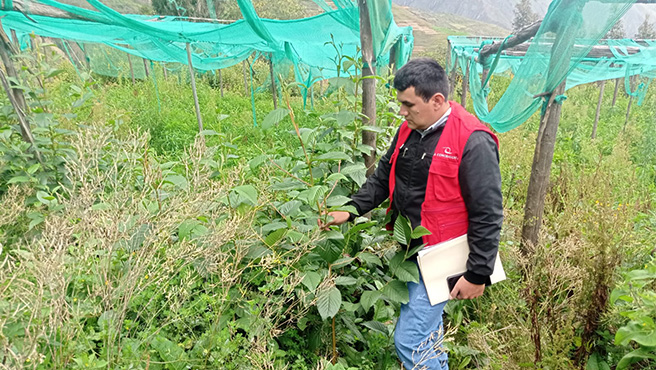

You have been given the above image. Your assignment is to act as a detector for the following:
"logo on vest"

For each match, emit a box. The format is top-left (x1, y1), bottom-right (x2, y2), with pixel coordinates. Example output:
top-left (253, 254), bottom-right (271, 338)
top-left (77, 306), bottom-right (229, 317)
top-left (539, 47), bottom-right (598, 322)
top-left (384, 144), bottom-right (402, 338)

top-left (435, 146), bottom-right (457, 160)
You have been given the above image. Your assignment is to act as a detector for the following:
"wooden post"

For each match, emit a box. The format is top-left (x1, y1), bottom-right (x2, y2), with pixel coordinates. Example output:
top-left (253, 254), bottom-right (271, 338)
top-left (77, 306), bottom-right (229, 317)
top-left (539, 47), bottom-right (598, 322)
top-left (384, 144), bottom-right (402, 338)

top-left (460, 59), bottom-right (469, 107)
top-left (163, 63), bottom-right (168, 79)
top-left (389, 41), bottom-right (398, 74)
top-left (186, 43), bottom-right (203, 132)
top-left (624, 94), bottom-right (633, 132)
top-left (242, 60), bottom-right (248, 95)
top-left (127, 53), bottom-right (136, 84)
top-left (142, 58), bottom-right (149, 78)
top-left (219, 69), bottom-right (224, 98)
top-left (591, 80), bottom-right (605, 139)
top-left (358, 0), bottom-right (377, 178)
top-left (611, 77), bottom-right (620, 107)
top-left (521, 81), bottom-right (567, 250)
top-left (447, 40), bottom-right (458, 99)
top-left (269, 53), bottom-right (278, 109)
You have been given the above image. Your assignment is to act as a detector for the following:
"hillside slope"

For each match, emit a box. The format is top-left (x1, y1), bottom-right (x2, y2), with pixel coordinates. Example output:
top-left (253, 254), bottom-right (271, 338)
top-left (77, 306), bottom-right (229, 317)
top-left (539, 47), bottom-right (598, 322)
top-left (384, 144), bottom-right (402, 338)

top-left (392, 4), bottom-right (509, 62)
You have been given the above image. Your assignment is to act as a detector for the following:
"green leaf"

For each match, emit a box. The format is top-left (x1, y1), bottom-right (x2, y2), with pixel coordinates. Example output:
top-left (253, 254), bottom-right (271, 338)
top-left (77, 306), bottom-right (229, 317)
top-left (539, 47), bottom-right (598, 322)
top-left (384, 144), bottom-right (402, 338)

top-left (615, 321), bottom-right (656, 346)
top-left (316, 152), bottom-right (351, 162)
top-left (36, 190), bottom-right (55, 205)
top-left (335, 276), bottom-right (357, 286)
top-left (46, 69), bottom-right (65, 78)
top-left (360, 290), bottom-right (381, 312)
top-left (331, 257), bottom-right (355, 268)
top-left (334, 110), bottom-right (357, 126)
top-left (265, 228), bottom-right (287, 247)
top-left (357, 252), bottom-right (382, 266)
top-left (322, 230), bottom-right (344, 240)
top-left (616, 347), bottom-right (656, 370)
top-left (91, 203), bottom-right (110, 211)
top-left (327, 173), bottom-right (348, 183)
top-left (342, 163), bottom-right (367, 187)
top-left (231, 185), bottom-right (258, 206)
top-left (246, 244), bottom-right (272, 259)
top-left (316, 286), bottom-right (341, 320)
top-left (199, 129), bottom-right (220, 136)
top-left (393, 215), bottom-right (412, 245)
top-left (302, 271), bottom-right (322, 292)
top-left (586, 353), bottom-right (610, 370)
top-left (279, 200), bottom-right (302, 217)
top-left (8, 176), bottom-right (30, 184)
top-left (261, 222), bottom-right (287, 233)
top-left (362, 320), bottom-right (389, 336)
top-left (151, 336), bottom-right (187, 370)
top-left (411, 225), bottom-right (432, 239)
top-left (262, 108), bottom-right (290, 129)
top-left (163, 174), bottom-right (188, 190)
top-left (326, 195), bottom-right (351, 207)
top-left (382, 279), bottom-right (409, 304)
top-left (26, 163), bottom-right (40, 174)
top-left (395, 261), bottom-right (420, 283)
top-left (270, 179), bottom-right (307, 191)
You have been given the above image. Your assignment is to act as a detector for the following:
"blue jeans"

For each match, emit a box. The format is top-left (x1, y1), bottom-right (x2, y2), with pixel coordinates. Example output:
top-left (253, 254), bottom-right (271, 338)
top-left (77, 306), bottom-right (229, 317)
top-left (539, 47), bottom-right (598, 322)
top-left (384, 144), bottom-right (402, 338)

top-left (394, 269), bottom-right (449, 370)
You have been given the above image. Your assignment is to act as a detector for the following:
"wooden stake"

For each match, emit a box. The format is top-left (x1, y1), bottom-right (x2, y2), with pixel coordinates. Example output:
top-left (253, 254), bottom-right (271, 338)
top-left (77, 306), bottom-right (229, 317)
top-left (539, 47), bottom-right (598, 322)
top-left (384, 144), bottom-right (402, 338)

top-left (611, 77), bottom-right (620, 107)
top-left (219, 69), bottom-right (224, 98)
top-left (127, 53), bottom-right (136, 84)
top-left (624, 94), bottom-right (633, 132)
top-left (242, 60), bottom-right (248, 95)
top-left (186, 43), bottom-right (203, 132)
top-left (142, 58), bottom-right (149, 78)
top-left (163, 63), bottom-right (168, 79)
top-left (460, 59), bottom-right (469, 107)
top-left (447, 40), bottom-right (458, 99)
top-left (359, 0), bottom-right (377, 178)
top-left (269, 53), bottom-right (278, 109)
top-left (591, 80), bottom-right (605, 139)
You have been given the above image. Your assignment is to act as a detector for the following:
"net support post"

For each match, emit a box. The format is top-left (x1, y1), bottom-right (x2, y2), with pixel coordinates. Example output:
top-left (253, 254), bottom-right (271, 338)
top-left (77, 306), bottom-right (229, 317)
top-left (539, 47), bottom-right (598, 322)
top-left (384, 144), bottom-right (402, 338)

top-left (186, 43), bottom-right (204, 133)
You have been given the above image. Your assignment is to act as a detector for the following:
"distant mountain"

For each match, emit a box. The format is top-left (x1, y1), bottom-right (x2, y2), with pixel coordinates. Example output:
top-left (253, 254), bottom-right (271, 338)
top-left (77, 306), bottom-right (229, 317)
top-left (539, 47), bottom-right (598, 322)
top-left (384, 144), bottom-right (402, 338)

top-left (393, 0), bottom-right (656, 38)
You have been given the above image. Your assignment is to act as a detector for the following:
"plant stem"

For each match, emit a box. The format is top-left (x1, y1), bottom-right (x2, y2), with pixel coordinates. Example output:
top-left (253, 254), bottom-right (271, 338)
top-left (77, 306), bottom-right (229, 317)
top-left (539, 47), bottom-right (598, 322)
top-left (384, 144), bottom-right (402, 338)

top-left (284, 94), bottom-right (314, 185)
top-left (331, 316), bottom-right (337, 364)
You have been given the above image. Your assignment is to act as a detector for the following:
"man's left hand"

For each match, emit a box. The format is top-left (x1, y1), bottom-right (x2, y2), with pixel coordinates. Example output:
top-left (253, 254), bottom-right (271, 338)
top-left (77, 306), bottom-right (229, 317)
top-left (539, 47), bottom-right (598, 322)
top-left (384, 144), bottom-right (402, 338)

top-left (449, 276), bottom-right (485, 300)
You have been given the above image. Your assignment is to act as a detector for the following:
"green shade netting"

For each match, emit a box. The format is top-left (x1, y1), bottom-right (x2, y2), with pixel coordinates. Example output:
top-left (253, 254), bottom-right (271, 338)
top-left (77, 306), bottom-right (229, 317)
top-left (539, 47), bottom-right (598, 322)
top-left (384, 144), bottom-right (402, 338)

top-left (0, 0), bottom-right (413, 98)
top-left (447, 0), bottom-right (656, 133)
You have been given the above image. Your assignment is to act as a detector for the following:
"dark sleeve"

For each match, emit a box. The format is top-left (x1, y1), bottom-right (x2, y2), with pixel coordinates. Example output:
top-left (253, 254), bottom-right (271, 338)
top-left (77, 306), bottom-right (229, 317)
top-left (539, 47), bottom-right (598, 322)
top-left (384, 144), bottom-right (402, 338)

top-left (458, 131), bottom-right (503, 285)
top-left (348, 129), bottom-right (399, 218)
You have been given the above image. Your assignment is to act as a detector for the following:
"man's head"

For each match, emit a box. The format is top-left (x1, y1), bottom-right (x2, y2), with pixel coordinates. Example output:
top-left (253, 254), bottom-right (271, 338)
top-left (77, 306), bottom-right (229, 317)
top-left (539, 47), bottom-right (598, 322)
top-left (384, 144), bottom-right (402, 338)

top-left (393, 58), bottom-right (450, 130)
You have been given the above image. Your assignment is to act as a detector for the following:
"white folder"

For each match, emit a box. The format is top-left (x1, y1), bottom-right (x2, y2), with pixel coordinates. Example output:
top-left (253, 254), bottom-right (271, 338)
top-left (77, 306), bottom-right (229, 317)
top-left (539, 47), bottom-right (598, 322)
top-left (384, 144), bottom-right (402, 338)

top-left (416, 234), bottom-right (506, 306)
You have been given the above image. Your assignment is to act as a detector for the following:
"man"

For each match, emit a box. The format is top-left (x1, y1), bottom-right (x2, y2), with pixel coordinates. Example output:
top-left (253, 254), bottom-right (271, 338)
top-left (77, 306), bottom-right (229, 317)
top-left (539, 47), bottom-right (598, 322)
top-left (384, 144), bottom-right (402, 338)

top-left (320, 58), bottom-right (503, 369)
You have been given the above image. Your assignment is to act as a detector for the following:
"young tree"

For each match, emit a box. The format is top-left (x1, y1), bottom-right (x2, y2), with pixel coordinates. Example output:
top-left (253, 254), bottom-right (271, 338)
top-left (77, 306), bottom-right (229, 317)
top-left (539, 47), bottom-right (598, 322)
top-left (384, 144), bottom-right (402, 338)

top-left (635, 15), bottom-right (656, 39)
top-left (512, 0), bottom-right (538, 32)
top-left (606, 19), bottom-right (625, 39)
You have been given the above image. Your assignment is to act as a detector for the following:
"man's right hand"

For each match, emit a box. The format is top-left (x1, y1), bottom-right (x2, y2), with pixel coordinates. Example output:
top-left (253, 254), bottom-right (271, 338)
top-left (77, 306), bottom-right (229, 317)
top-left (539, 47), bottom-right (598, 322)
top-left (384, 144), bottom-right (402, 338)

top-left (318, 211), bottom-right (351, 230)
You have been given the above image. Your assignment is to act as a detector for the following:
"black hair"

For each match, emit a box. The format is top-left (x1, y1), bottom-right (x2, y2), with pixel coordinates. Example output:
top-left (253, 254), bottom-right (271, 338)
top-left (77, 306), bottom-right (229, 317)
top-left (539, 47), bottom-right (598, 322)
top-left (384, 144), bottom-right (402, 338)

top-left (393, 58), bottom-right (449, 102)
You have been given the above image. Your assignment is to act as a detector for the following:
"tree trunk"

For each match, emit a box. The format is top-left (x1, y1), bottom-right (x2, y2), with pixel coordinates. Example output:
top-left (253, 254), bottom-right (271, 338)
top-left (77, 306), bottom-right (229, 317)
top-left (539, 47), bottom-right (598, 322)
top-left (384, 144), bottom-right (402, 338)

top-left (143, 58), bottom-right (149, 78)
top-left (591, 80), bottom-right (605, 139)
top-left (520, 81), bottom-right (566, 251)
top-left (358, 0), bottom-right (377, 177)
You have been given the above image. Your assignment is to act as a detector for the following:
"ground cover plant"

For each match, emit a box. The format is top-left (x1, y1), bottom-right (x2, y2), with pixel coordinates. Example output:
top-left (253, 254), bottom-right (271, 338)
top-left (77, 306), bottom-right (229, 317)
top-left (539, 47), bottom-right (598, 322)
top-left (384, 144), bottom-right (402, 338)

top-left (1, 42), bottom-right (656, 370)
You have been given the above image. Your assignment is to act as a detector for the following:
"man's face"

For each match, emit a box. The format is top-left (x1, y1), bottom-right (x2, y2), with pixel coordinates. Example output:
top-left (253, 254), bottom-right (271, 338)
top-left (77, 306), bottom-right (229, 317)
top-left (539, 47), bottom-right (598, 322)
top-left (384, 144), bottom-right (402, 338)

top-left (397, 86), bottom-right (446, 131)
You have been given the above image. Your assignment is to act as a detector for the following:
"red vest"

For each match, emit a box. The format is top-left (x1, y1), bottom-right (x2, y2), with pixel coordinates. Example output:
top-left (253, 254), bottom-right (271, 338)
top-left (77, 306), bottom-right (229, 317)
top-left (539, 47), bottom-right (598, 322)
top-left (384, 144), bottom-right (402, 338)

top-left (388, 101), bottom-right (499, 246)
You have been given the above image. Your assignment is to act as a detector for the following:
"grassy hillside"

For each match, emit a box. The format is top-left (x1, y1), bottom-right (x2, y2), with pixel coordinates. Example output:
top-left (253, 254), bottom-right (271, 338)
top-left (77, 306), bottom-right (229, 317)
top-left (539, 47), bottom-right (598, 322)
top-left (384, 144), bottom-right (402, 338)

top-left (392, 3), bottom-right (509, 63)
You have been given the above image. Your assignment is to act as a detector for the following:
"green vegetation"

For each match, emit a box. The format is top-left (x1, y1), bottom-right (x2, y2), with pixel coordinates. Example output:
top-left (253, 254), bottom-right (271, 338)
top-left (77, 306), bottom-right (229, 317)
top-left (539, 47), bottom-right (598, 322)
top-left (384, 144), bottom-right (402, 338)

top-left (1, 36), bottom-right (656, 370)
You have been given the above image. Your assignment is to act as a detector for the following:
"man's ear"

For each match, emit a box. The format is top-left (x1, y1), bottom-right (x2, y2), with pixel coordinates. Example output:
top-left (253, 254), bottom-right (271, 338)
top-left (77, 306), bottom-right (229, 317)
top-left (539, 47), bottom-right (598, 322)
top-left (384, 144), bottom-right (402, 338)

top-left (431, 93), bottom-right (446, 106)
